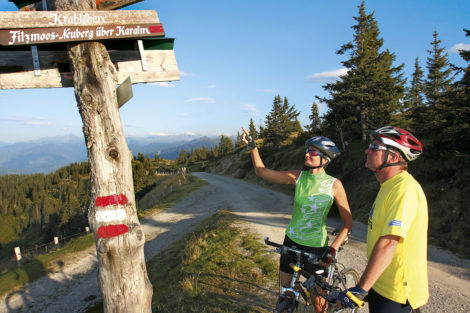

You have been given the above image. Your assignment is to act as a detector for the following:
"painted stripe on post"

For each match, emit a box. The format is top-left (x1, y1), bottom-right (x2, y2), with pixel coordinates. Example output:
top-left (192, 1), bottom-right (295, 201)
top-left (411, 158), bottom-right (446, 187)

top-left (95, 194), bottom-right (128, 207)
top-left (97, 224), bottom-right (129, 238)
top-left (95, 209), bottom-right (127, 223)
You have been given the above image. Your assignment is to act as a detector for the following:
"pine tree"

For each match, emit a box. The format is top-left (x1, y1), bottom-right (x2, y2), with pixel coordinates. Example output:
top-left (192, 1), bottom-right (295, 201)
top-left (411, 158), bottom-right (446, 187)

top-left (417, 30), bottom-right (456, 141)
top-left (319, 1), bottom-right (405, 142)
top-left (404, 57), bottom-right (425, 110)
top-left (425, 30), bottom-right (454, 108)
top-left (306, 101), bottom-right (322, 134)
top-left (176, 149), bottom-right (188, 165)
top-left (395, 57), bottom-right (425, 131)
top-left (434, 29), bottom-right (470, 154)
top-left (218, 135), bottom-right (234, 155)
top-left (235, 131), bottom-right (244, 148)
top-left (248, 118), bottom-right (259, 140)
top-left (263, 95), bottom-right (300, 147)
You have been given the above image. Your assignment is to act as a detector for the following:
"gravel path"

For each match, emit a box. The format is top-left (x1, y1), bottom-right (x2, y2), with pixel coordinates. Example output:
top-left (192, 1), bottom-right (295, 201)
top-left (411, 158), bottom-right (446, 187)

top-left (1, 172), bottom-right (469, 312)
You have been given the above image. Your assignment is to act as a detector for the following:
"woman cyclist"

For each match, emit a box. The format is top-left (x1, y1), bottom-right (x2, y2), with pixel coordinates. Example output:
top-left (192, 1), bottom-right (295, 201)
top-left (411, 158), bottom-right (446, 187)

top-left (241, 128), bottom-right (353, 312)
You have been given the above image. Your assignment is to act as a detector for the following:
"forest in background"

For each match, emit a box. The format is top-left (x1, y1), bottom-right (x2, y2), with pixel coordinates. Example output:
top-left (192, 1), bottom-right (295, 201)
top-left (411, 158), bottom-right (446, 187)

top-left (0, 154), bottom-right (177, 261)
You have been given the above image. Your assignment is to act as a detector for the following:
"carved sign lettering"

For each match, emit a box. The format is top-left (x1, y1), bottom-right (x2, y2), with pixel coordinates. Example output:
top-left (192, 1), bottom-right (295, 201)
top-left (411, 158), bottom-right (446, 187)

top-left (0, 24), bottom-right (164, 46)
top-left (0, 11), bottom-right (159, 29)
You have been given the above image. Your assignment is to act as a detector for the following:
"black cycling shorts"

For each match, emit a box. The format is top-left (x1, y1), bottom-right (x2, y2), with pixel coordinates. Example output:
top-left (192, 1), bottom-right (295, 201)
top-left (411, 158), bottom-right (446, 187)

top-left (368, 288), bottom-right (413, 313)
top-left (279, 235), bottom-right (328, 275)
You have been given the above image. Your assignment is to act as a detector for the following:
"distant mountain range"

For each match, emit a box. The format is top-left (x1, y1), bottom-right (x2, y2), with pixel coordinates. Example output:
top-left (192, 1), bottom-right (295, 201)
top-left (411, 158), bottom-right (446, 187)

top-left (0, 134), bottom-right (219, 175)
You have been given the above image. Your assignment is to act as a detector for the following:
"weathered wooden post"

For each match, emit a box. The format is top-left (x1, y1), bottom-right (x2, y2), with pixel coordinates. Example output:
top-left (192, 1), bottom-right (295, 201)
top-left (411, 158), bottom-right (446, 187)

top-left (1, 1), bottom-right (180, 311)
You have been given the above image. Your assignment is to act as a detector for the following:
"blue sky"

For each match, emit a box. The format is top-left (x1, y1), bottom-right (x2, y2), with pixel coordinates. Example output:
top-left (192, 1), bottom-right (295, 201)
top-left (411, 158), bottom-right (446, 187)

top-left (0, 0), bottom-right (469, 143)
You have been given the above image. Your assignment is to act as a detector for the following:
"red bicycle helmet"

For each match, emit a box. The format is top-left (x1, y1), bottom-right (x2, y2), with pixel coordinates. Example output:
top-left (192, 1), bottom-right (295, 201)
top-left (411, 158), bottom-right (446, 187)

top-left (368, 126), bottom-right (423, 161)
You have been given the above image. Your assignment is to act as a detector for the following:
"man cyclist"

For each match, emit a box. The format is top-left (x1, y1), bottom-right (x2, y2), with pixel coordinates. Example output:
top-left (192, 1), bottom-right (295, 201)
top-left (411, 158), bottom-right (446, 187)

top-left (339, 126), bottom-right (429, 313)
top-left (241, 127), bottom-right (353, 312)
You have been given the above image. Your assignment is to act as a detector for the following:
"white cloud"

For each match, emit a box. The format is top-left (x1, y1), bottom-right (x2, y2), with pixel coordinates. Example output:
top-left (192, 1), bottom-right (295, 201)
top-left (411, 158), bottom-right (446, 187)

top-left (180, 70), bottom-right (196, 77)
top-left (186, 97), bottom-right (215, 104)
top-left (450, 43), bottom-right (470, 53)
top-left (149, 132), bottom-right (171, 136)
top-left (242, 103), bottom-right (261, 115)
top-left (125, 123), bottom-right (144, 129)
top-left (306, 68), bottom-right (349, 83)
top-left (204, 84), bottom-right (217, 88)
top-left (180, 112), bottom-right (190, 116)
top-left (26, 121), bottom-right (53, 126)
top-left (151, 82), bottom-right (176, 88)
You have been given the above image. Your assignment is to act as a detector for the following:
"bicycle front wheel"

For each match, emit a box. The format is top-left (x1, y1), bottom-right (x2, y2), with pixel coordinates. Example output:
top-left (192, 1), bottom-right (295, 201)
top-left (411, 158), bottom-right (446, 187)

top-left (274, 295), bottom-right (297, 313)
top-left (336, 268), bottom-right (359, 290)
top-left (329, 269), bottom-right (361, 313)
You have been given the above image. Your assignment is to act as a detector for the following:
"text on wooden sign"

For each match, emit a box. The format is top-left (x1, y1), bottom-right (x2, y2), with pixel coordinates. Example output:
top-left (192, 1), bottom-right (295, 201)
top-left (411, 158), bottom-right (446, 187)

top-left (0, 24), bottom-right (164, 46)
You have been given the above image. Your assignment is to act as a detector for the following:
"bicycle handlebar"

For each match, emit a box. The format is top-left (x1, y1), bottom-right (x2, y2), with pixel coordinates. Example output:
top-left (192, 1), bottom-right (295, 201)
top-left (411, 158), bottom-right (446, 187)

top-left (264, 237), bottom-right (321, 264)
top-left (346, 291), bottom-right (366, 308)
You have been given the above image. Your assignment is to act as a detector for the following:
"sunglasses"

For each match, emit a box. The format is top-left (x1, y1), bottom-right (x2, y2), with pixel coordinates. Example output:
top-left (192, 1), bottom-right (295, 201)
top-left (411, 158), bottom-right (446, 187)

top-left (306, 148), bottom-right (323, 156)
top-left (368, 143), bottom-right (388, 151)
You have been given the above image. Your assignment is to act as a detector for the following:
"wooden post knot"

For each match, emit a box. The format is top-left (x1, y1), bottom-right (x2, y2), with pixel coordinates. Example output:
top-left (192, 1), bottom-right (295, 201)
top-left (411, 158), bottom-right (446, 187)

top-left (98, 239), bottom-right (108, 255)
top-left (135, 228), bottom-right (144, 241)
top-left (107, 146), bottom-right (119, 160)
top-left (129, 224), bottom-right (145, 245)
top-left (82, 94), bottom-right (93, 105)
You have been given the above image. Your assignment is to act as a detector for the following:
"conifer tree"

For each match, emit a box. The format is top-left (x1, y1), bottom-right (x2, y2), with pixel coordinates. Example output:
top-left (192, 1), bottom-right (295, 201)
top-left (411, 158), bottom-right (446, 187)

top-left (418, 30), bottom-right (456, 140)
top-left (235, 131), bottom-right (245, 148)
top-left (248, 118), bottom-right (259, 140)
top-left (319, 1), bottom-right (405, 142)
top-left (395, 57), bottom-right (425, 131)
top-left (263, 95), bottom-right (300, 147)
top-left (404, 57), bottom-right (425, 110)
top-left (218, 135), bottom-right (234, 155)
top-left (306, 101), bottom-right (322, 134)
top-left (434, 29), bottom-right (470, 154)
top-left (176, 149), bottom-right (188, 165)
top-left (425, 30), bottom-right (454, 108)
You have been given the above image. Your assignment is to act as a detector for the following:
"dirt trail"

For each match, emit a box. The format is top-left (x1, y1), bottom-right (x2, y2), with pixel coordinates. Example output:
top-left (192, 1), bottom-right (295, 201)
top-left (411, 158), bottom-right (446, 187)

top-left (1, 172), bottom-right (469, 312)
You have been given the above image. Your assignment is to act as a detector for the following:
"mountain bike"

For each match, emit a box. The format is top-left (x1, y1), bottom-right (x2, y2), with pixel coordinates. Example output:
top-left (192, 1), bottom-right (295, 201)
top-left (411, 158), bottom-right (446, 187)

top-left (265, 230), bottom-right (363, 313)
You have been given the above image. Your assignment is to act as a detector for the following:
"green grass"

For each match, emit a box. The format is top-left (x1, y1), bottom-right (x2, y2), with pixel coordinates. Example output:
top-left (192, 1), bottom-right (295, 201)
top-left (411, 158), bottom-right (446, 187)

top-left (137, 174), bottom-right (208, 218)
top-left (85, 210), bottom-right (279, 313)
top-left (0, 173), bottom-right (209, 298)
top-left (0, 233), bottom-right (95, 297)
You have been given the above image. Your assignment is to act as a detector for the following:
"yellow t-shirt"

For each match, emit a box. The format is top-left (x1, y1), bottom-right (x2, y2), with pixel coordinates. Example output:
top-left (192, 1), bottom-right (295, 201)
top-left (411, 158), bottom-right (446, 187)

top-left (367, 171), bottom-right (429, 309)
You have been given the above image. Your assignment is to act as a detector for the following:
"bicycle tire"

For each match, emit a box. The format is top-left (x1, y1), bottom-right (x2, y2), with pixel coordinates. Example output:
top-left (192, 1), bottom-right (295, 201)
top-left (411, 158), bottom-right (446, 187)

top-left (328, 268), bottom-right (360, 313)
top-left (337, 268), bottom-right (359, 290)
top-left (274, 295), bottom-right (296, 313)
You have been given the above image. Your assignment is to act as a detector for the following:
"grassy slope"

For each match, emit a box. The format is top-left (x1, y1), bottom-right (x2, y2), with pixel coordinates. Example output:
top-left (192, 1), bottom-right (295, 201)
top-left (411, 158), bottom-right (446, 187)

top-left (0, 173), bottom-right (207, 298)
top-left (86, 210), bottom-right (279, 313)
top-left (203, 140), bottom-right (470, 259)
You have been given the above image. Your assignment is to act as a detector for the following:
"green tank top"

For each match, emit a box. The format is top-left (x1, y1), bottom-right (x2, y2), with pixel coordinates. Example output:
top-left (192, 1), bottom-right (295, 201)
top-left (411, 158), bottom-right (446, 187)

top-left (285, 170), bottom-right (336, 247)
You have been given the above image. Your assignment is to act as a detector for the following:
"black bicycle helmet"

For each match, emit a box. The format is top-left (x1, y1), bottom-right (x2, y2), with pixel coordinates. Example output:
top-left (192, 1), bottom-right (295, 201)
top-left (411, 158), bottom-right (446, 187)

top-left (305, 136), bottom-right (341, 161)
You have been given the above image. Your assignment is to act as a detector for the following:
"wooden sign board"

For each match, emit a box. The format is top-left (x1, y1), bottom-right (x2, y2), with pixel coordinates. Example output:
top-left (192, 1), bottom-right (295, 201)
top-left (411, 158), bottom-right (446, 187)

top-left (10, 0), bottom-right (143, 11)
top-left (0, 23), bottom-right (164, 46)
top-left (0, 10), bottom-right (159, 29)
top-left (0, 43), bottom-right (180, 89)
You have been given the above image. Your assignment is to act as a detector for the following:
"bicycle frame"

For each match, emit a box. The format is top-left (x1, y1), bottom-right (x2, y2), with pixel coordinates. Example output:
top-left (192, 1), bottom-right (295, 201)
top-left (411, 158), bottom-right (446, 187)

top-left (265, 236), bottom-right (362, 313)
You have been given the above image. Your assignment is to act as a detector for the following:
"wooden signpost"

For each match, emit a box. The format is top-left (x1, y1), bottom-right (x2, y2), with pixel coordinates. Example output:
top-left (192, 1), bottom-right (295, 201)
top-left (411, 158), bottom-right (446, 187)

top-left (0, 9), bottom-right (180, 90)
top-left (2, 0), bottom-right (180, 312)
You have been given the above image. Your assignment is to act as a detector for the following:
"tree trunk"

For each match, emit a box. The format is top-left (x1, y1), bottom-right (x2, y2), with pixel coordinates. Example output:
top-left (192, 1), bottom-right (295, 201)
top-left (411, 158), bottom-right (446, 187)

top-left (54, 1), bottom-right (153, 312)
